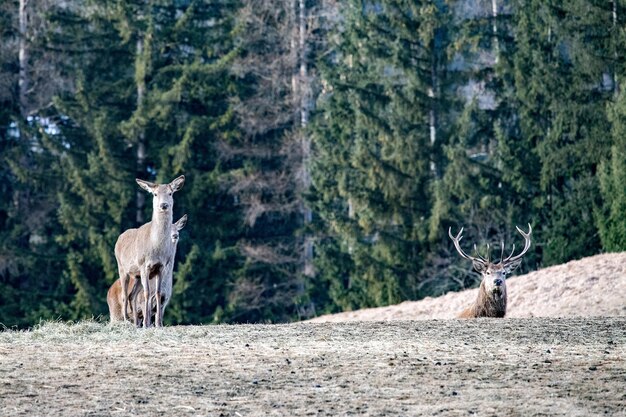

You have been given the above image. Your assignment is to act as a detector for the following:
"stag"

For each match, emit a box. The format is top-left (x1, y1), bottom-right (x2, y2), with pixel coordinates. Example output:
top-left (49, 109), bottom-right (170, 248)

top-left (448, 224), bottom-right (532, 318)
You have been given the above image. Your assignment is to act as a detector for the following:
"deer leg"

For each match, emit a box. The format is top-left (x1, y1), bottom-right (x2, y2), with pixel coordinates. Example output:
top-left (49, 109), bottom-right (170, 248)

top-left (120, 273), bottom-right (130, 322)
top-left (141, 267), bottom-right (151, 328)
top-left (129, 277), bottom-right (141, 327)
top-left (154, 273), bottom-right (162, 328)
top-left (158, 295), bottom-right (165, 328)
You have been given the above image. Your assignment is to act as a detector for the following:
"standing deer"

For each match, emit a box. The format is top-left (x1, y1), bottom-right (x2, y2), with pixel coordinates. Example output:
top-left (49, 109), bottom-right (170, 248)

top-left (114, 175), bottom-right (185, 328)
top-left (448, 224), bottom-right (532, 318)
top-left (107, 215), bottom-right (187, 325)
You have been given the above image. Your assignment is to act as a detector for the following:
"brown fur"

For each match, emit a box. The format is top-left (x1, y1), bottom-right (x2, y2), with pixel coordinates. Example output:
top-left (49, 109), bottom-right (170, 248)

top-left (107, 275), bottom-right (157, 324)
top-left (458, 280), bottom-right (507, 318)
top-left (108, 215), bottom-right (186, 325)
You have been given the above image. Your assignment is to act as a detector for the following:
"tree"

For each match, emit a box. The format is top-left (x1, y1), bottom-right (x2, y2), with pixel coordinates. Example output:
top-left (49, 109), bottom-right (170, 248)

top-left (596, 89), bottom-right (626, 250)
top-left (42, 0), bottom-right (244, 322)
top-left (310, 0), bottom-right (450, 311)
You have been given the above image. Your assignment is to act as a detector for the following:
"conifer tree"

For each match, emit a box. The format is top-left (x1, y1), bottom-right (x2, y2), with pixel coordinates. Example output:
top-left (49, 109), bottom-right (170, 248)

top-left (44, 0), bottom-right (243, 322)
top-left (311, 0), bottom-right (450, 311)
top-left (510, 0), bottom-right (613, 264)
top-left (597, 89), bottom-right (626, 251)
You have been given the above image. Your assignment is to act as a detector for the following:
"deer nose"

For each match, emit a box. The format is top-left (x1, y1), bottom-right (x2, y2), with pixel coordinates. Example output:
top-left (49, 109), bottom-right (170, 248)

top-left (160, 203), bottom-right (169, 211)
top-left (494, 278), bottom-right (503, 287)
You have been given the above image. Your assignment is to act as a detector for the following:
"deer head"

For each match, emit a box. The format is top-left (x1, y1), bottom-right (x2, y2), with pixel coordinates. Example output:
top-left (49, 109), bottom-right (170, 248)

top-left (448, 224), bottom-right (532, 297)
top-left (171, 214), bottom-right (188, 243)
top-left (136, 175), bottom-right (185, 216)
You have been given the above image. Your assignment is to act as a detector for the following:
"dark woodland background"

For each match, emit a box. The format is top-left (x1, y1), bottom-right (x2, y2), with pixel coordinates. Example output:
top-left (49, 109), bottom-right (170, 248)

top-left (1, 0), bottom-right (625, 328)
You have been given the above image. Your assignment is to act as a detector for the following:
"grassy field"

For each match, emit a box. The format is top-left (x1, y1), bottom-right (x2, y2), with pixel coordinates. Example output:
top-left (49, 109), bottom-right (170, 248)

top-left (1, 317), bottom-right (624, 416)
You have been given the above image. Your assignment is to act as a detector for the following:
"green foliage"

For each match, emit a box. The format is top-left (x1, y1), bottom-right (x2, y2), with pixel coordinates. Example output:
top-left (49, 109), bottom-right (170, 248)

top-left (596, 90), bottom-right (626, 251)
top-left (310, 0), bottom-right (450, 311)
top-left (2, 1), bottom-right (626, 328)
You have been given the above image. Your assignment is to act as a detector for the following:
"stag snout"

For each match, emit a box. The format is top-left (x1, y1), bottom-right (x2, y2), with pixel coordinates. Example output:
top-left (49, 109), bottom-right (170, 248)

top-left (159, 202), bottom-right (170, 211)
top-left (493, 278), bottom-right (503, 287)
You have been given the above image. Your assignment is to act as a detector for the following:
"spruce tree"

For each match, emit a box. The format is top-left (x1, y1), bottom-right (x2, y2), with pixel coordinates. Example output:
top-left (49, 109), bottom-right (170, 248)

top-left (311, 0), bottom-right (450, 311)
top-left (511, 0), bottom-right (613, 264)
top-left (44, 0), bottom-right (243, 322)
top-left (597, 89), bottom-right (626, 251)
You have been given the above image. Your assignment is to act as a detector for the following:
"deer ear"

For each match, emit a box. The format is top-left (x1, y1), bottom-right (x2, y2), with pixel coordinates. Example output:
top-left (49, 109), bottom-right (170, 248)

top-left (504, 259), bottom-right (522, 274)
top-left (136, 178), bottom-right (157, 193)
top-left (169, 175), bottom-right (185, 192)
top-left (175, 214), bottom-right (187, 231)
top-left (472, 261), bottom-right (487, 273)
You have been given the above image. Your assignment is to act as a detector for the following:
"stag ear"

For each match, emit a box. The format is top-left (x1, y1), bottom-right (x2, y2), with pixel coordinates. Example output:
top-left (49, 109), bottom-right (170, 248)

top-left (504, 259), bottom-right (522, 274)
top-left (169, 175), bottom-right (185, 192)
top-left (174, 214), bottom-right (188, 231)
top-left (472, 261), bottom-right (487, 273)
top-left (136, 178), bottom-right (157, 193)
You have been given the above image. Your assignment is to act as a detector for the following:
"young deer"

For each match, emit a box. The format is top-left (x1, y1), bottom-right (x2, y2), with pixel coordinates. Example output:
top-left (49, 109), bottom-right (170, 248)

top-left (114, 175), bottom-right (185, 328)
top-left (107, 215), bottom-right (187, 324)
top-left (448, 224), bottom-right (532, 318)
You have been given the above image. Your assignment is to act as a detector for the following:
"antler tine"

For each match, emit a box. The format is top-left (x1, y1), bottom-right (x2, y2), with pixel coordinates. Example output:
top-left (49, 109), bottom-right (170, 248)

top-left (502, 223), bottom-right (532, 264)
top-left (499, 240), bottom-right (505, 263)
top-left (449, 227), bottom-right (485, 264)
top-left (501, 243), bottom-right (516, 263)
top-left (473, 244), bottom-right (488, 262)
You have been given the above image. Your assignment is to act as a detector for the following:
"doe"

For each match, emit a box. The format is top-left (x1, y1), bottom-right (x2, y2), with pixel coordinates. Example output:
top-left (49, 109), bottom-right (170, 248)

top-left (114, 175), bottom-right (185, 328)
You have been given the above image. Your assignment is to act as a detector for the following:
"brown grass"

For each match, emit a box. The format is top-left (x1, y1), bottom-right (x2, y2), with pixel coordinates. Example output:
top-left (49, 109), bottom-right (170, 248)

top-left (1, 318), bottom-right (625, 416)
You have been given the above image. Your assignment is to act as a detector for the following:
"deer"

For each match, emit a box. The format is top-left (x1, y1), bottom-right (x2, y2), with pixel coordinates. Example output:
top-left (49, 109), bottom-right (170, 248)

top-left (107, 214), bottom-right (187, 325)
top-left (448, 224), bottom-right (532, 318)
top-left (114, 175), bottom-right (185, 328)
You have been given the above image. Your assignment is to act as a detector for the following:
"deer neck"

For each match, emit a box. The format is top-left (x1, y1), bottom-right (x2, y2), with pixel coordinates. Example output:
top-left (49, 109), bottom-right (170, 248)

top-left (474, 280), bottom-right (507, 317)
top-left (150, 210), bottom-right (172, 244)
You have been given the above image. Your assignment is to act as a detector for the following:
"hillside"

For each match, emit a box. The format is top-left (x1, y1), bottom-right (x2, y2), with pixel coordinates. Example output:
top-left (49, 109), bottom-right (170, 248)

top-left (309, 252), bottom-right (626, 323)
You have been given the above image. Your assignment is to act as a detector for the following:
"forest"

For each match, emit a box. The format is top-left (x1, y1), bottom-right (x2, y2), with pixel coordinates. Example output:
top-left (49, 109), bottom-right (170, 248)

top-left (1, 0), bottom-right (625, 328)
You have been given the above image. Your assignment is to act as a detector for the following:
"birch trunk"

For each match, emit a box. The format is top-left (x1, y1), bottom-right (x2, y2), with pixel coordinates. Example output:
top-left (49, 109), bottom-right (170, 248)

top-left (613, 0), bottom-right (619, 95)
top-left (136, 36), bottom-right (147, 224)
top-left (297, 0), bottom-right (314, 277)
top-left (492, 0), bottom-right (499, 63)
top-left (18, 0), bottom-right (29, 116)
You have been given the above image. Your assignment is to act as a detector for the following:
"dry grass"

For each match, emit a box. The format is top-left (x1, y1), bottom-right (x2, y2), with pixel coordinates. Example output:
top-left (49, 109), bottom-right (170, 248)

top-left (1, 318), bottom-right (625, 416)
top-left (309, 252), bottom-right (626, 322)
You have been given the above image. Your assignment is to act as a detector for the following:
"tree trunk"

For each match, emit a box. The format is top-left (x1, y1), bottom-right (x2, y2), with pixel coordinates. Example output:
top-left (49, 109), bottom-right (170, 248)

top-left (135, 36), bottom-right (146, 225)
top-left (613, 0), bottom-right (619, 95)
top-left (18, 0), bottom-right (29, 117)
top-left (492, 0), bottom-right (499, 63)
top-left (429, 48), bottom-right (437, 177)
top-left (296, 0), bottom-right (314, 278)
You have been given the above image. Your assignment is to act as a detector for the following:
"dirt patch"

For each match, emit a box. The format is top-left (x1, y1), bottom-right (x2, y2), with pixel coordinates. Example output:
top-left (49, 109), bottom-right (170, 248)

top-left (0, 318), bottom-right (624, 416)
top-left (309, 252), bottom-right (626, 322)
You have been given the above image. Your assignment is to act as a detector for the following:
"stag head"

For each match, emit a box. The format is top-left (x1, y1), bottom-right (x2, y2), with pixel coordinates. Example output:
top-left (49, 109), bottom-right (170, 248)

top-left (448, 224), bottom-right (532, 296)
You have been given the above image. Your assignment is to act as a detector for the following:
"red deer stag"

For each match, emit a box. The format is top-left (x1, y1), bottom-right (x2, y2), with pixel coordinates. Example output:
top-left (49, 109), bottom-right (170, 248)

top-left (448, 224), bottom-right (532, 318)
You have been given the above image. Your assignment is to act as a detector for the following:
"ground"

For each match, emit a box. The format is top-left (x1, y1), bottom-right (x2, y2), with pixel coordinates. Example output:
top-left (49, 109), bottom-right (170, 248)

top-left (0, 318), bottom-right (625, 416)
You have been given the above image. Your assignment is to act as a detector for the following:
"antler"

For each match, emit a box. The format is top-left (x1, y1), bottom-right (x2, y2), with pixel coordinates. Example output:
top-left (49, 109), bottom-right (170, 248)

top-left (448, 227), bottom-right (488, 266)
top-left (500, 223), bottom-right (532, 265)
